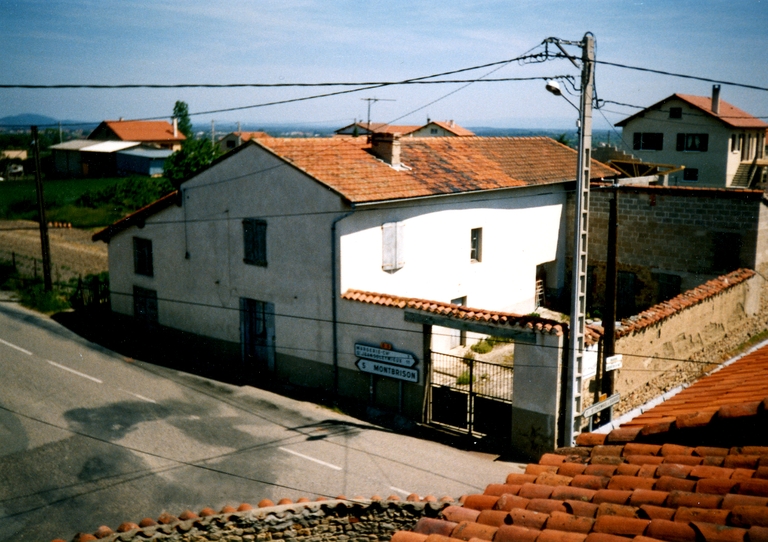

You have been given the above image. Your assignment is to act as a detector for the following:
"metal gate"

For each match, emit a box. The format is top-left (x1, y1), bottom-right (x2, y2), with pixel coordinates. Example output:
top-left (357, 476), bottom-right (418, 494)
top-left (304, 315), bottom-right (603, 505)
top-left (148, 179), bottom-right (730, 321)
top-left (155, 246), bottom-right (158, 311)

top-left (428, 351), bottom-right (513, 439)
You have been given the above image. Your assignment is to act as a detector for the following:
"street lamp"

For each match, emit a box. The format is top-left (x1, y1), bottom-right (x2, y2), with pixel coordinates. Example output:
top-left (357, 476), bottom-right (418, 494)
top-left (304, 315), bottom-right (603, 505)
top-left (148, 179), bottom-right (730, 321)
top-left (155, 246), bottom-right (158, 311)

top-left (544, 33), bottom-right (595, 446)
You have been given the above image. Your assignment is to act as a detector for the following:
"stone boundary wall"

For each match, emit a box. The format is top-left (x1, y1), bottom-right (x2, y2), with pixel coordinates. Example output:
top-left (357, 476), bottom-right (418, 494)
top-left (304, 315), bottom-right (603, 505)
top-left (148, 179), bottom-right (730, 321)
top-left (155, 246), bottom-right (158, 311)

top-left (610, 269), bottom-right (762, 416)
top-left (57, 499), bottom-right (449, 542)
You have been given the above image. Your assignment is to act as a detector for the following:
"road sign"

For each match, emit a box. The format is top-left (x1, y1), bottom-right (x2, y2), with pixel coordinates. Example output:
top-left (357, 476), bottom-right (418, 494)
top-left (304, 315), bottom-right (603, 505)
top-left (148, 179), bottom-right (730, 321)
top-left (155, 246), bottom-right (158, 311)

top-left (582, 393), bottom-right (620, 418)
top-left (354, 344), bottom-right (416, 367)
top-left (355, 359), bottom-right (419, 383)
top-left (605, 354), bottom-right (623, 372)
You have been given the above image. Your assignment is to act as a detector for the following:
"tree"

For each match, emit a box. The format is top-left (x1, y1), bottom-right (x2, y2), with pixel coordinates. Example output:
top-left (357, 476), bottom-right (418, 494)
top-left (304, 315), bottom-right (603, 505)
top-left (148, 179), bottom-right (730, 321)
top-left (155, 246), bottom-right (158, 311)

top-left (165, 138), bottom-right (219, 188)
top-left (165, 101), bottom-right (220, 188)
top-left (172, 100), bottom-right (193, 139)
top-left (555, 133), bottom-right (572, 147)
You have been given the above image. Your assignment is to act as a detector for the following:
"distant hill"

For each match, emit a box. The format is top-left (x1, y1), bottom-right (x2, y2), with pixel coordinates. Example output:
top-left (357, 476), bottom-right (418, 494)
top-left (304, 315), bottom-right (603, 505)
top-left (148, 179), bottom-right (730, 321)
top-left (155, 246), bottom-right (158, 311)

top-left (0, 114), bottom-right (97, 130)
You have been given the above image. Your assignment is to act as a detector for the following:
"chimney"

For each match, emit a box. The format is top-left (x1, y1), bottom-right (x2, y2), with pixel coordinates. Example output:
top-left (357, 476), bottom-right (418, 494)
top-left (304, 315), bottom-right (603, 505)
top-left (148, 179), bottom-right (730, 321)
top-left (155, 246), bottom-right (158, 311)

top-left (370, 132), bottom-right (401, 168)
top-left (119, 117), bottom-right (124, 121)
top-left (712, 85), bottom-right (721, 115)
top-left (173, 117), bottom-right (178, 137)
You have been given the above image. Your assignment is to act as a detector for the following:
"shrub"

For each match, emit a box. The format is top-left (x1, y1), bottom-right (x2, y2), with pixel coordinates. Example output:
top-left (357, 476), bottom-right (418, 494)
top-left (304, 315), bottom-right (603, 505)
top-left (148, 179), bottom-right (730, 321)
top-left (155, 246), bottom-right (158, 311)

top-left (456, 370), bottom-right (475, 386)
top-left (470, 339), bottom-right (493, 354)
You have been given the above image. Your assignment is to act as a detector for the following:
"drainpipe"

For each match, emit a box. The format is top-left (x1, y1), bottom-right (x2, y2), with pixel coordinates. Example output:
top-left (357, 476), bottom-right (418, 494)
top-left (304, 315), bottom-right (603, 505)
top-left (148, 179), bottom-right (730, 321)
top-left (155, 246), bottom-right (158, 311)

top-left (331, 207), bottom-right (355, 400)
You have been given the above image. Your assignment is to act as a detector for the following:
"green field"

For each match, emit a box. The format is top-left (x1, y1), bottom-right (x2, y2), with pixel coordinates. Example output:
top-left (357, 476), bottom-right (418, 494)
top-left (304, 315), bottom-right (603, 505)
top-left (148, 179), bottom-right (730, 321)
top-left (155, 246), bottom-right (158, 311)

top-left (0, 176), bottom-right (173, 229)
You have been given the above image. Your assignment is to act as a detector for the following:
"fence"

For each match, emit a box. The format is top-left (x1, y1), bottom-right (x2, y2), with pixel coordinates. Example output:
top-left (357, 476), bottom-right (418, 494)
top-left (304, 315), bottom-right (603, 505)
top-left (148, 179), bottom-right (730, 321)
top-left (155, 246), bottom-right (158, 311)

top-left (429, 351), bottom-right (514, 439)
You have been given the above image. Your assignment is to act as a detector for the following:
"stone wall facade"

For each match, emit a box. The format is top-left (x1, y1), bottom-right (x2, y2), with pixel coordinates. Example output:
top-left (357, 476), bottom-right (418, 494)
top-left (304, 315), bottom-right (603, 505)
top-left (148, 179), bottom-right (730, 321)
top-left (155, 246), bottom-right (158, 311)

top-left (62, 499), bottom-right (448, 542)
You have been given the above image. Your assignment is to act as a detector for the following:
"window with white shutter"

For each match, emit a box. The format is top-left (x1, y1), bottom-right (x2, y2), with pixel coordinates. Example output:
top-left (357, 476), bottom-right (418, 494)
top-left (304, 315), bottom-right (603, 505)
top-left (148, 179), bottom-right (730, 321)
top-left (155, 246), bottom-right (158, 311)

top-left (382, 221), bottom-right (405, 272)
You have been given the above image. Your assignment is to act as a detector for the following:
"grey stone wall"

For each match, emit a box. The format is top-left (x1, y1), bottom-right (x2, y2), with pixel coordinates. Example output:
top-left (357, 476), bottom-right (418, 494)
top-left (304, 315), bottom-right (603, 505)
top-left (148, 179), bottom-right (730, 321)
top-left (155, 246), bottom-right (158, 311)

top-left (64, 500), bottom-right (448, 542)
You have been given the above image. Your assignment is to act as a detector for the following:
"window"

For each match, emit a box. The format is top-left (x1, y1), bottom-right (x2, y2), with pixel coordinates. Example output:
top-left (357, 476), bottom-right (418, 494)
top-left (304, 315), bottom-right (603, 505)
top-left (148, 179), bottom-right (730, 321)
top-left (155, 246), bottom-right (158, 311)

top-left (382, 221), bottom-right (405, 272)
top-left (633, 132), bottom-right (664, 151)
top-left (470, 228), bottom-right (482, 262)
top-left (669, 107), bottom-right (682, 119)
top-left (226, 140), bottom-right (236, 149)
top-left (430, 128), bottom-right (438, 134)
top-left (133, 237), bottom-right (153, 276)
top-left (133, 286), bottom-right (158, 326)
top-left (712, 232), bottom-right (742, 272)
top-left (676, 133), bottom-right (709, 152)
top-left (450, 296), bottom-right (467, 348)
top-left (654, 273), bottom-right (681, 303)
top-left (731, 134), bottom-right (740, 152)
top-left (243, 218), bottom-right (267, 266)
top-left (683, 168), bottom-right (699, 181)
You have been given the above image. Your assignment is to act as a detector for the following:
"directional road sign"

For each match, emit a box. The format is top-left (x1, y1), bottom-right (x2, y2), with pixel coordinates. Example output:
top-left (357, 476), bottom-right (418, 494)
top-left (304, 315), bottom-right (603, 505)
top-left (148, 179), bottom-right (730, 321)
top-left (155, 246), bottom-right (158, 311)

top-left (355, 359), bottom-right (419, 383)
top-left (354, 344), bottom-right (416, 367)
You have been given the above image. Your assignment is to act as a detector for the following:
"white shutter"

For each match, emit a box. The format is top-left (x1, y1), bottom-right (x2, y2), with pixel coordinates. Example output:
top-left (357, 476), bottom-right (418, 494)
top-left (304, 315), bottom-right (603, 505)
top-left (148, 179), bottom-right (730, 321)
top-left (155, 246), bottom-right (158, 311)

top-left (382, 221), bottom-right (405, 272)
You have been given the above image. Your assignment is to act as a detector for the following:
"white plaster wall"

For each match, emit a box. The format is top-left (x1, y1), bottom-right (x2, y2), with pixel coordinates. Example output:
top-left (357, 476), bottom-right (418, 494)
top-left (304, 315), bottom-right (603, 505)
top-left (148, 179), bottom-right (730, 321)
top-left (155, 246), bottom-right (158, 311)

top-left (620, 99), bottom-right (736, 187)
top-left (107, 143), bottom-right (348, 365)
top-left (339, 186), bottom-right (568, 315)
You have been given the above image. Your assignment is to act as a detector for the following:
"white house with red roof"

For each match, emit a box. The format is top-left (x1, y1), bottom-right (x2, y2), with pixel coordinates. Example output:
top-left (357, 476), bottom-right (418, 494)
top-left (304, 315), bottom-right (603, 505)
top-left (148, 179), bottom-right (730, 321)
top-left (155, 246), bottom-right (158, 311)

top-left (335, 120), bottom-right (474, 138)
top-left (93, 134), bottom-right (616, 442)
top-left (616, 85), bottom-right (768, 188)
top-left (88, 119), bottom-right (186, 151)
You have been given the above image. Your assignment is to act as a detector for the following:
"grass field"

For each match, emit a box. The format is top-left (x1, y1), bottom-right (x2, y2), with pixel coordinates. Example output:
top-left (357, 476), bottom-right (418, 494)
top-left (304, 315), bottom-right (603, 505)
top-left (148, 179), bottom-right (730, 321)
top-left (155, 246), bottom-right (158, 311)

top-left (0, 176), bottom-right (171, 228)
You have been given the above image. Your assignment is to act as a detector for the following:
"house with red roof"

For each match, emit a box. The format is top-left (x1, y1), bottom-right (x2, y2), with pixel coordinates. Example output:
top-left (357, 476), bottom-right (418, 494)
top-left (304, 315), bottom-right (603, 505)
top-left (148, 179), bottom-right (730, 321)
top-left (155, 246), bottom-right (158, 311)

top-left (92, 133), bottom-right (617, 452)
top-left (217, 130), bottom-right (271, 153)
top-left (615, 86), bottom-right (768, 188)
top-left (335, 120), bottom-right (474, 138)
top-left (88, 119), bottom-right (186, 151)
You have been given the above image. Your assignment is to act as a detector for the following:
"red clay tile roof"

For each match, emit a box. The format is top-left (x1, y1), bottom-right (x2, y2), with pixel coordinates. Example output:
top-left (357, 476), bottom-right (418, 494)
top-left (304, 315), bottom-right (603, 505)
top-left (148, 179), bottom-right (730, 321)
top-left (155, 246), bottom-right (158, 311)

top-left (389, 342), bottom-right (768, 542)
top-left (256, 136), bottom-right (618, 204)
top-left (342, 289), bottom-right (603, 345)
top-left (336, 122), bottom-right (423, 135)
top-left (427, 121), bottom-right (476, 136)
top-left (615, 94), bottom-right (768, 129)
top-left (615, 269), bottom-right (756, 339)
top-left (95, 120), bottom-right (187, 142)
top-left (232, 131), bottom-right (270, 141)
top-left (91, 190), bottom-right (180, 242)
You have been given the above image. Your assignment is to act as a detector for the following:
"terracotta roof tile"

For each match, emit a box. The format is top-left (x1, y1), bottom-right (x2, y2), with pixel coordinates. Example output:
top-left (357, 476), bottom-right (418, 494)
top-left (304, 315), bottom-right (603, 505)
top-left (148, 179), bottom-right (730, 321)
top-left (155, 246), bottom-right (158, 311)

top-left (96, 120), bottom-right (186, 142)
top-left (256, 136), bottom-right (618, 204)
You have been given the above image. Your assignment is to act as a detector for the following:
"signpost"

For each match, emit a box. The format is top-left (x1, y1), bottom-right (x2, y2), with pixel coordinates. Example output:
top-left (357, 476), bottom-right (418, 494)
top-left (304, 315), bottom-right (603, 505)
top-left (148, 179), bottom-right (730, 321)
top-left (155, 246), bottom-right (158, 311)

top-left (582, 393), bottom-right (620, 419)
top-left (355, 359), bottom-right (418, 383)
top-left (354, 344), bottom-right (416, 367)
top-left (605, 354), bottom-right (623, 372)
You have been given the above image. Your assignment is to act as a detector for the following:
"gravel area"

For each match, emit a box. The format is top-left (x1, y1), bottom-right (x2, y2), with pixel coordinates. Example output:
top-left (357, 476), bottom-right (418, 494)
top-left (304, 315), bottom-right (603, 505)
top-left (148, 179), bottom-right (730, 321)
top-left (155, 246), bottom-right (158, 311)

top-left (0, 220), bottom-right (108, 282)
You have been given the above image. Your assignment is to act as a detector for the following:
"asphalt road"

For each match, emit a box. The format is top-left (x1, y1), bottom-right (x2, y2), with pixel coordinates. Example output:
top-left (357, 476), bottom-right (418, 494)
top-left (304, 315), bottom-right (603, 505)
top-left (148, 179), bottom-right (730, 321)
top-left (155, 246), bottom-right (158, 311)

top-left (0, 299), bottom-right (523, 542)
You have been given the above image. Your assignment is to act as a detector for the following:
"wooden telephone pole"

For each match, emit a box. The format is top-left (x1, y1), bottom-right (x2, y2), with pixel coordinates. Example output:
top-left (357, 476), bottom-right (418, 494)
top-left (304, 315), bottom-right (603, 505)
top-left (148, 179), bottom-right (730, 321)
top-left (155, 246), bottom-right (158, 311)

top-left (31, 126), bottom-right (53, 292)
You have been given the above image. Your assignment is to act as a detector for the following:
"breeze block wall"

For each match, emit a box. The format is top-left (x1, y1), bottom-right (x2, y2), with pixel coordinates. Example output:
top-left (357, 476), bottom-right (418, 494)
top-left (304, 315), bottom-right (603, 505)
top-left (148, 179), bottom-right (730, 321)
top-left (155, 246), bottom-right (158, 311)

top-left (586, 184), bottom-right (767, 314)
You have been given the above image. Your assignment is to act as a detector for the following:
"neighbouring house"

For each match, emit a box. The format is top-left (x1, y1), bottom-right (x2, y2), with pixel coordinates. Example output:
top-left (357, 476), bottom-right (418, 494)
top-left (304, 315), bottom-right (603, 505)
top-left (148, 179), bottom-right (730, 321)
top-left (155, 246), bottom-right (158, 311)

top-left (616, 85), bottom-right (768, 187)
top-left (1, 149), bottom-right (27, 160)
top-left (50, 140), bottom-right (174, 178)
top-left (216, 131), bottom-right (270, 154)
top-left (93, 134), bottom-right (617, 447)
top-left (334, 120), bottom-right (473, 138)
top-left (88, 119), bottom-right (186, 151)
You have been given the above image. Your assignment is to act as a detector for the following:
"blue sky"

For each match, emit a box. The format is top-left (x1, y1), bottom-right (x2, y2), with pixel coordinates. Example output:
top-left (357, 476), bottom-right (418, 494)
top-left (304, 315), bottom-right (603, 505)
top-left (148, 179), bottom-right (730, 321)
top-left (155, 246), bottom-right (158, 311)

top-left (1, 0), bottom-right (767, 130)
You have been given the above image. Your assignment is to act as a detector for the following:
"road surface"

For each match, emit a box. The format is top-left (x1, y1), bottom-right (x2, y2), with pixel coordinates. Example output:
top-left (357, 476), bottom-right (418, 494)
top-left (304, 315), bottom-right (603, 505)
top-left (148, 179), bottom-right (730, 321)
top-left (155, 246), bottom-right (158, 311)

top-left (0, 298), bottom-right (522, 542)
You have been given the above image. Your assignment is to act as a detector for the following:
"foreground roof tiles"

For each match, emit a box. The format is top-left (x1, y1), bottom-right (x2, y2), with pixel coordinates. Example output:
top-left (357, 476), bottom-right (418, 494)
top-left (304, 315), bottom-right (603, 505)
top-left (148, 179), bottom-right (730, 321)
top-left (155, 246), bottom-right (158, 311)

top-left (256, 136), bottom-right (618, 203)
top-left (391, 342), bottom-right (768, 542)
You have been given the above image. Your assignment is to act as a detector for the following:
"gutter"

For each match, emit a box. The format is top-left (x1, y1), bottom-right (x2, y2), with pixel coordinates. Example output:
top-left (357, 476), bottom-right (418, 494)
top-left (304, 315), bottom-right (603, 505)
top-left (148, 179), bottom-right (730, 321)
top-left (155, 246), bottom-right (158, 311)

top-left (331, 207), bottom-right (355, 400)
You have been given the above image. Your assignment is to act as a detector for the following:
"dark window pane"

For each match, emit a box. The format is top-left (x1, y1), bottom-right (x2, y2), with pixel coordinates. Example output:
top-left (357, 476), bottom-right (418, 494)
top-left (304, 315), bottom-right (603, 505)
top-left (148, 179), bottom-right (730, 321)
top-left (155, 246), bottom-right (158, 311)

top-left (243, 218), bottom-right (267, 266)
top-left (133, 237), bottom-right (153, 276)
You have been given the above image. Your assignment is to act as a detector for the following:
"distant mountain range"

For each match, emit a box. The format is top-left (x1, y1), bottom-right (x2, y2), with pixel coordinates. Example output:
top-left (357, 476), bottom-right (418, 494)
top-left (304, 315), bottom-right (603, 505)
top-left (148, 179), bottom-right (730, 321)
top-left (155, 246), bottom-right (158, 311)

top-left (0, 114), bottom-right (96, 129)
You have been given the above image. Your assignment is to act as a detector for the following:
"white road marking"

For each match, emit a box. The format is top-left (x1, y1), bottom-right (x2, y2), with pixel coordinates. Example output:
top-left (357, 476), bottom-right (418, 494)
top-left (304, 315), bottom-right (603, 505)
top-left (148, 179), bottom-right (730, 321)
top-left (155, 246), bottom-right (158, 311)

top-left (0, 338), bottom-right (32, 356)
top-left (119, 389), bottom-right (157, 404)
top-left (47, 360), bottom-right (102, 383)
top-left (278, 447), bottom-right (342, 471)
top-left (389, 486), bottom-right (412, 496)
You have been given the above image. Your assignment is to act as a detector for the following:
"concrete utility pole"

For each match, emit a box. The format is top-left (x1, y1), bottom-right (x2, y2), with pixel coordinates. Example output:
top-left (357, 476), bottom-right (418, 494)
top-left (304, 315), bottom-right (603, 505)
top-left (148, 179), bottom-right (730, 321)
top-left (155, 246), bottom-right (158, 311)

top-left (31, 126), bottom-right (53, 292)
top-left (564, 33), bottom-right (595, 446)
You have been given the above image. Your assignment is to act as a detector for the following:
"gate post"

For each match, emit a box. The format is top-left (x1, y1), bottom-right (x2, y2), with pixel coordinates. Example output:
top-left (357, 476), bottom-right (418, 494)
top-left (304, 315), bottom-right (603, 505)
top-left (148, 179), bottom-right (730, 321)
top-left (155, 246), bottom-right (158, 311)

top-left (510, 331), bottom-right (564, 460)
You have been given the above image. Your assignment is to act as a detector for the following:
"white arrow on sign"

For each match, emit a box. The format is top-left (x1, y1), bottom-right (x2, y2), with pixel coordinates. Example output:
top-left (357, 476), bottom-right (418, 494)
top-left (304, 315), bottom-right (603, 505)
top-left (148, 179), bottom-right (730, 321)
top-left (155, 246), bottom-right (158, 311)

top-left (582, 393), bottom-right (621, 418)
top-left (355, 359), bottom-right (419, 383)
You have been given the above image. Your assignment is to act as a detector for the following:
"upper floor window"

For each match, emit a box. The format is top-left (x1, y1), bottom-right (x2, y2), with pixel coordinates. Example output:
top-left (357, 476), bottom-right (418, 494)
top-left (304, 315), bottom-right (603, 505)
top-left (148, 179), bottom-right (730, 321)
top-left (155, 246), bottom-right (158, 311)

top-left (677, 133), bottom-right (709, 152)
top-left (470, 228), bottom-right (483, 262)
top-left (382, 221), bottom-right (405, 272)
top-left (226, 140), bottom-right (236, 149)
top-left (430, 128), bottom-right (438, 134)
top-left (133, 237), bottom-right (153, 276)
top-left (243, 218), bottom-right (267, 266)
top-left (633, 132), bottom-right (663, 151)
top-left (669, 107), bottom-right (682, 119)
